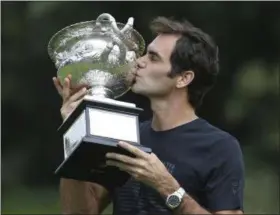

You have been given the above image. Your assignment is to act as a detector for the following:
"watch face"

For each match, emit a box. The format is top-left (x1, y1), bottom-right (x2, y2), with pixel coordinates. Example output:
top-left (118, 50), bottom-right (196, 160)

top-left (167, 195), bottom-right (180, 208)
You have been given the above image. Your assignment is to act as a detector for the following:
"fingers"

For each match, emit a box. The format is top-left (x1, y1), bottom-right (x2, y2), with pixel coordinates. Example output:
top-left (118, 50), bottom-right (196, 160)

top-left (117, 141), bottom-right (148, 159)
top-left (53, 74), bottom-right (72, 98)
top-left (72, 97), bottom-right (84, 107)
top-left (69, 87), bottom-right (87, 102)
top-left (106, 160), bottom-right (134, 172)
top-left (106, 152), bottom-right (140, 166)
top-left (62, 77), bottom-right (71, 102)
top-left (52, 77), bottom-right (63, 96)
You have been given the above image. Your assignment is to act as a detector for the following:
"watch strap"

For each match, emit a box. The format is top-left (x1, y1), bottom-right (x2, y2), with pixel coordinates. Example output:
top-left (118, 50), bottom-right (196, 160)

top-left (176, 187), bottom-right (185, 198)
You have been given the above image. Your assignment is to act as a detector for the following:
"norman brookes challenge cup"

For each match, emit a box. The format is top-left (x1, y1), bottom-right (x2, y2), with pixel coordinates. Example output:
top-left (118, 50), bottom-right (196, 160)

top-left (48, 13), bottom-right (152, 187)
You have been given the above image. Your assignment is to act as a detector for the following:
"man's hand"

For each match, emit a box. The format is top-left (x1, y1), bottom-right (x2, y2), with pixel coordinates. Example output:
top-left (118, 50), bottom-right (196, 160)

top-left (106, 142), bottom-right (243, 215)
top-left (105, 141), bottom-right (180, 194)
top-left (53, 74), bottom-right (88, 120)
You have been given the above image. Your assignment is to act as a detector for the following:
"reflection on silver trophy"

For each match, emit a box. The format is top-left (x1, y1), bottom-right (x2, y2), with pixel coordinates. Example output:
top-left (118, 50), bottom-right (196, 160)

top-left (48, 13), bottom-right (145, 99)
top-left (48, 13), bottom-right (151, 185)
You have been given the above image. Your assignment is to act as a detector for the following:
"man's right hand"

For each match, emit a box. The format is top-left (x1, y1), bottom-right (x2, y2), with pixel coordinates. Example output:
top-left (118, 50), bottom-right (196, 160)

top-left (53, 74), bottom-right (88, 120)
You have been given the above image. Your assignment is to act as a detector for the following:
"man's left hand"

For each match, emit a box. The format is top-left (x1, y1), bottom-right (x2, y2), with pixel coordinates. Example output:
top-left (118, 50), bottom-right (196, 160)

top-left (106, 141), bottom-right (179, 192)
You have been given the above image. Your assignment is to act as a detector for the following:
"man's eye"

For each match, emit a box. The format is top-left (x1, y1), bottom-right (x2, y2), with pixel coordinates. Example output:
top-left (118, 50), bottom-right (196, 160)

top-left (149, 54), bottom-right (157, 61)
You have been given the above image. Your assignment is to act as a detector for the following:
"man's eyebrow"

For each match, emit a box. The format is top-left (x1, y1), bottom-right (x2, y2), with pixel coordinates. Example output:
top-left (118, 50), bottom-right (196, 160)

top-left (147, 47), bottom-right (163, 60)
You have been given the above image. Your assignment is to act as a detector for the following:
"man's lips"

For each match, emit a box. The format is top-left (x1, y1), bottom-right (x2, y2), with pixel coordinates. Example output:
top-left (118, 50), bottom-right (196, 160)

top-left (134, 74), bottom-right (141, 80)
top-left (131, 73), bottom-right (139, 84)
top-left (130, 67), bottom-right (140, 84)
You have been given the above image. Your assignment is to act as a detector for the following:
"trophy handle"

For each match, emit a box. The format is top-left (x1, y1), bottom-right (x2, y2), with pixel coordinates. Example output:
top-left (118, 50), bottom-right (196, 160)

top-left (96, 13), bottom-right (120, 35)
top-left (96, 13), bottom-right (138, 51)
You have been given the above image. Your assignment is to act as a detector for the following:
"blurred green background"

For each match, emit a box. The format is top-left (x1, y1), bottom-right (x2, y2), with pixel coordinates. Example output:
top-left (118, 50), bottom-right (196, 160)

top-left (1, 1), bottom-right (279, 214)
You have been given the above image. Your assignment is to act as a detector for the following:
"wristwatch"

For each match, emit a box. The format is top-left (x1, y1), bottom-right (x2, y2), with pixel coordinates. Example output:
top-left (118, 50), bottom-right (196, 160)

top-left (165, 187), bottom-right (186, 209)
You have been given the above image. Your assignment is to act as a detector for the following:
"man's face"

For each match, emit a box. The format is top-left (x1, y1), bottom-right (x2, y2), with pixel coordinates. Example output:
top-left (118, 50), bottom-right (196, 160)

top-left (131, 34), bottom-right (180, 98)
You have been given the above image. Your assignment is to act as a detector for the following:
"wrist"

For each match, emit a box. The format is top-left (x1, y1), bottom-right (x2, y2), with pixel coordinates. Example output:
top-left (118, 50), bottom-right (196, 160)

top-left (156, 174), bottom-right (180, 198)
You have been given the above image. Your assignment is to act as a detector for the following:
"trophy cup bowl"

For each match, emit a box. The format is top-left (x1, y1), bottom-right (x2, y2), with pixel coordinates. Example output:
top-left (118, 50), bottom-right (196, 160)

top-left (48, 13), bottom-right (152, 188)
top-left (48, 13), bottom-right (145, 98)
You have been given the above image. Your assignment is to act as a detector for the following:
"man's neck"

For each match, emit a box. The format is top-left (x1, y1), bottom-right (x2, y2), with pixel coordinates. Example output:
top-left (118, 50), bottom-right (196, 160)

top-left (150, 96), bottom-right (198, 132)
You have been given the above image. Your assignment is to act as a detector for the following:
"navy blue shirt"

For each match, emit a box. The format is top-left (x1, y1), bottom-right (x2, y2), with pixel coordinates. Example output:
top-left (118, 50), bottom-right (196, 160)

top-left (112, 118), bottom-right (244, 215)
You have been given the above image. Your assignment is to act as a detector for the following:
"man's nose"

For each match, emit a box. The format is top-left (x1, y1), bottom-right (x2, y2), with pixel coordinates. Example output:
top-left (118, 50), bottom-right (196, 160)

top-left (136, 57), bottom-right (147, 69)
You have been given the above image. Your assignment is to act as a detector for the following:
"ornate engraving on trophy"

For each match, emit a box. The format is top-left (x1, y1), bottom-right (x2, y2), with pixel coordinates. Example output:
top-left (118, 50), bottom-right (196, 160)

top-left (48, 13), bottom-right (145, 100)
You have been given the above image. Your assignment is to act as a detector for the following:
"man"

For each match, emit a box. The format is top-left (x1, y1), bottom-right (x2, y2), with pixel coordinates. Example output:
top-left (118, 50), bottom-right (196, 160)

top-left (53, 16), bottom-right (244, 215)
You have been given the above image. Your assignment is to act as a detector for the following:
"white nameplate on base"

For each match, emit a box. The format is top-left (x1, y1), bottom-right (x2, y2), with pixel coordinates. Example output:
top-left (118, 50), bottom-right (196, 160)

top-left (88, 108), bottom-right (138, 143)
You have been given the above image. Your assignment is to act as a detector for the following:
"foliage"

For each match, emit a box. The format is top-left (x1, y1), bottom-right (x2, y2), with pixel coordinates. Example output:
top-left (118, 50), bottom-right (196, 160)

top-left (2, 2), bottom-right (279, 214)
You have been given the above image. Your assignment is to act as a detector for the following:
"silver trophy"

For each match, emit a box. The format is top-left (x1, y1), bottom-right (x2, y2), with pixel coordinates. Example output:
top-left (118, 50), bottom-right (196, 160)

top-left (48, 13), bottom-right (151, 186)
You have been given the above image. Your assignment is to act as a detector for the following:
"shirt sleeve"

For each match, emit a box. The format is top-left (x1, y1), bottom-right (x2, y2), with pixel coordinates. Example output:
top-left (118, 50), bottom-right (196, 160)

top-left (204, 135), bottom-right (245, 212)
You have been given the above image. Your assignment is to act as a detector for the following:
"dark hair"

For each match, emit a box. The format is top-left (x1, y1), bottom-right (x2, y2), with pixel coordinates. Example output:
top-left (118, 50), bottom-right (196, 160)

top-left (150, 17), bottom-right (219, 108)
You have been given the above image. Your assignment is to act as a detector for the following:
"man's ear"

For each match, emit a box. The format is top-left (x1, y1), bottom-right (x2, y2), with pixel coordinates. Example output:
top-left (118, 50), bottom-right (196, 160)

top-left (176, 70), bottom-right (194, 89)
